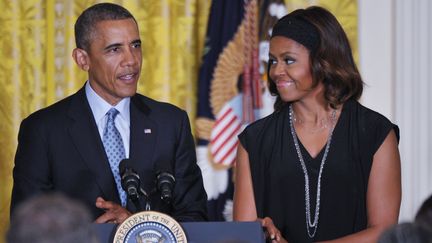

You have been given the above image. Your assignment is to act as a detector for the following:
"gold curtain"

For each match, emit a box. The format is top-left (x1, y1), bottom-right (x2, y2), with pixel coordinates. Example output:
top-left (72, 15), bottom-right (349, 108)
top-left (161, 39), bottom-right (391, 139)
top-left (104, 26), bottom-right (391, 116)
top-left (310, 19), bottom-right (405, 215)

top-left (285, 0), bottom-right (358, 60)
top-left (0, 0), bottom-right (210, 241)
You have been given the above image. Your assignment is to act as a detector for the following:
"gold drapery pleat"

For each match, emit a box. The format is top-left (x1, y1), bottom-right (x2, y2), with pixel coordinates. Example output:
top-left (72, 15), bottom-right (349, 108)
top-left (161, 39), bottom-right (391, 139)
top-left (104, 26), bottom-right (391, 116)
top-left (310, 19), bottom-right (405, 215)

top-left (0, 0), bottom-right (210, 241)
top-left (284, 0), bottom-right (358, 61)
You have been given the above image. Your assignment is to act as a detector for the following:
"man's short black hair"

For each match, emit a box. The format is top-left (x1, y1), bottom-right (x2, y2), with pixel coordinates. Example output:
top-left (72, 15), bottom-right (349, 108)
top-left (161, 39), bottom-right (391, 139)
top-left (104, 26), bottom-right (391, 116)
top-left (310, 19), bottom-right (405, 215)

top-left (74, 2), bottom-right (137, 51)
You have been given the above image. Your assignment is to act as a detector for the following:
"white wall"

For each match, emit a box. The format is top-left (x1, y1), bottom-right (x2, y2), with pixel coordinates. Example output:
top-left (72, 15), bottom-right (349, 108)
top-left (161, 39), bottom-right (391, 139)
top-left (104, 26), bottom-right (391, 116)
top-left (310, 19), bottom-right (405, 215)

top-left (358, 0), bottom-right (432, 222)
top-left (358, 0), bottom-right (394, 120)
top-left (393, 0), bottom-right (432, 222)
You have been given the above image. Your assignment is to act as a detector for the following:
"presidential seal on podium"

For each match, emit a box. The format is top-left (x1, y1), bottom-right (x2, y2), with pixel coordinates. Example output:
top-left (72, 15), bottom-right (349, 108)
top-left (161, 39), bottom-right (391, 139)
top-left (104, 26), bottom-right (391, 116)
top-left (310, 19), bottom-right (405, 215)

top-left (113, 211), bottom-right (187, 243)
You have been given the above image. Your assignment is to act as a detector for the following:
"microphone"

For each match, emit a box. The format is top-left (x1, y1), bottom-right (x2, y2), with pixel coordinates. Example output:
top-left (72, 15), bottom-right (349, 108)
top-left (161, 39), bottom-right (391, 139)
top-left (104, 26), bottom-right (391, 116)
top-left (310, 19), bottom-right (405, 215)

top-left (119, 159), bottom-right (141, 202)
top-left (156, 172), bottom-right (175, 204)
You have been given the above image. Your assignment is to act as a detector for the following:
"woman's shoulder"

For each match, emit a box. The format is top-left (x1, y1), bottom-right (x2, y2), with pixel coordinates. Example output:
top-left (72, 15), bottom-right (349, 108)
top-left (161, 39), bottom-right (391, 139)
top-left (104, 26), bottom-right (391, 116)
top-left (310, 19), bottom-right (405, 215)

top-left (345, 99), bottom-right (399, 149)
top-left (238, 107), bottom-right (288, 151)
top-left (242, 107), bottom-right (287, 135)
top-left (346, 99), bottom-right (394, 127)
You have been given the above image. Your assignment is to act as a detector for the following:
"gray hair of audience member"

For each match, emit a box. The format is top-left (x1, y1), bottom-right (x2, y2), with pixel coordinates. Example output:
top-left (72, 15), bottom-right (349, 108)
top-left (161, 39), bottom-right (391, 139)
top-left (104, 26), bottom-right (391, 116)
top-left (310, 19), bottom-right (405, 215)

top-left (378, 222), bottom-right (432, 243)
top-left (7, 193), bottom-right (99, 243)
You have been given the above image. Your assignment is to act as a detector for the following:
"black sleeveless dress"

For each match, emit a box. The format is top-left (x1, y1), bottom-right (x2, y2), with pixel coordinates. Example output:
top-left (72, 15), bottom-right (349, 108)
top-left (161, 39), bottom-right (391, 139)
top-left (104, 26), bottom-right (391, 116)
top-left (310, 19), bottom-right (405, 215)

top-left (238, 100), bottom-right (399, 243)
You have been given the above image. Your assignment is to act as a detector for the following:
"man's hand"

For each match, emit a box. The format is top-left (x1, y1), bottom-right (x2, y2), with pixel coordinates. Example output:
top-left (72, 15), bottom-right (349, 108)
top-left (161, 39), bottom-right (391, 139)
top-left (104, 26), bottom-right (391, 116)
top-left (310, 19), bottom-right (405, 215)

top-left (94, 197), bottom-right (131, 224)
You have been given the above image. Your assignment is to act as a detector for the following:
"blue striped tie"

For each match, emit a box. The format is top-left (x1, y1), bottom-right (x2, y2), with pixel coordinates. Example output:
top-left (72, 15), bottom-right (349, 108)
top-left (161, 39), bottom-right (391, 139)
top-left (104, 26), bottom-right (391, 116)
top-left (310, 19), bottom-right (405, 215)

top-left (102, 108), bottom-right (127, 206)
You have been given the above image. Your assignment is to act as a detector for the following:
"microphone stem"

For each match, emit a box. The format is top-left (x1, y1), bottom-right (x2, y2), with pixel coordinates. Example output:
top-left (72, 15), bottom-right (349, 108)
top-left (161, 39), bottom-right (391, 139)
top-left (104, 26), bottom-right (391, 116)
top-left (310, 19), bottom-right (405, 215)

top-left (131, 198), bottom-right (142, 212)
top-left (140, 187), bottom-right (151, 211)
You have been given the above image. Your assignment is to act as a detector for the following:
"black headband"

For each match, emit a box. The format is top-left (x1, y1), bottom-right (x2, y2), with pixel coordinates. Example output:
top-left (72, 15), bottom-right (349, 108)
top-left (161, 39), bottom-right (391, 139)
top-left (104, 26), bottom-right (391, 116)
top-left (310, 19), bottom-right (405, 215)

top-left (271, 15), bottom-right (320, 52)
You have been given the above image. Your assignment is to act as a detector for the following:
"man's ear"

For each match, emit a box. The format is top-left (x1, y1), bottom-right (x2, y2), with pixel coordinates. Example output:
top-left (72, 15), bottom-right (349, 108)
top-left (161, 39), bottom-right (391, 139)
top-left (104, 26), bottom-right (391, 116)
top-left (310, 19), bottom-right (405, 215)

top-left (72, 48), bottom-right (90, 71)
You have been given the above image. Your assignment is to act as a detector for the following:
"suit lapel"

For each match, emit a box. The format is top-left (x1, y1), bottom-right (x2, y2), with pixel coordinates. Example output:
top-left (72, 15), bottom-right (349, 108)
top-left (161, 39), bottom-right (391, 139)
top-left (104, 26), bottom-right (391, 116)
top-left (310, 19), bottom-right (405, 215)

top-left (67, 87), bottom-right (120, 202)
top-left (129, 95), bottom-right (157, 192)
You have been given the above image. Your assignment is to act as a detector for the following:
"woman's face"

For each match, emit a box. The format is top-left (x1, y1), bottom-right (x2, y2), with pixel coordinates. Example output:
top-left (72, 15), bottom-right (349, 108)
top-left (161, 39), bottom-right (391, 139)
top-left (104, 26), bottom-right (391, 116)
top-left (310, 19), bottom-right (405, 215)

top-left (268, 36), bottom-right (315, 102)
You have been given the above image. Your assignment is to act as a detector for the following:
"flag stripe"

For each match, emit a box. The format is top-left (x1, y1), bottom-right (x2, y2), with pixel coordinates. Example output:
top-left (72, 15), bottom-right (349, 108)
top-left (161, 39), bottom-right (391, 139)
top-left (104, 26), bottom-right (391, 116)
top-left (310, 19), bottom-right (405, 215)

top-left (211, 115), bottom-right (239, 147)
top-left (214, 105), bottom-right (232, 125)
top-left (210, 103), bottom-right (242, 165)
top-left (216, 140), bottom-right (239, 165)
top-left (211, 122), bottom-right (241, 155)
top-left (212, 111), bottom-right (237, 140)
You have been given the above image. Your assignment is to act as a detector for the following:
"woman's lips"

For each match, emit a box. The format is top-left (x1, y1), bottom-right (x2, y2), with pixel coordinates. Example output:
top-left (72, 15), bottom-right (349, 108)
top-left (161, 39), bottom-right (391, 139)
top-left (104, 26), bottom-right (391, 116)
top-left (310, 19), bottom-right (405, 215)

top-left (276, 80), bottom-right (294, 88)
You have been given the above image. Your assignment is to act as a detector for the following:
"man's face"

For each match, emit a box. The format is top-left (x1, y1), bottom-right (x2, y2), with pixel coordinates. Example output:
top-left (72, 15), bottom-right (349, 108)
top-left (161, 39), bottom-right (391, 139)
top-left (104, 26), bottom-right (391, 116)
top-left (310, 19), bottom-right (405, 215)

top-left (86, 18), bottom-right (142, 105)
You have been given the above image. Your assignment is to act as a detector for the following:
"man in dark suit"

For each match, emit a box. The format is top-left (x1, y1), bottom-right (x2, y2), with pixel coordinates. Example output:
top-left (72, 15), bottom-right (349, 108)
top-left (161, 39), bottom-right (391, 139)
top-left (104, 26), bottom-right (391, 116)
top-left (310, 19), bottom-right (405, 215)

top-left (10, 3), bottom-right (207, 224)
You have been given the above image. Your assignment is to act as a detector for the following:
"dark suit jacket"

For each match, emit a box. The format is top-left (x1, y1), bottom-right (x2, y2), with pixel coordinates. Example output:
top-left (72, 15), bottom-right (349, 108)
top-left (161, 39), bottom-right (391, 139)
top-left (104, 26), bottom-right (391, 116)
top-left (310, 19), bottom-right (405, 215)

top-left (11, 86), bottom-right (208, 221)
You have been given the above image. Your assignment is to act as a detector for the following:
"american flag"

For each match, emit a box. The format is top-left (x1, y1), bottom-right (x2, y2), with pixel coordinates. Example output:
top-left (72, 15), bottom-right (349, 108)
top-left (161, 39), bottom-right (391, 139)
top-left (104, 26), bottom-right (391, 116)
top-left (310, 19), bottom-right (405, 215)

top-left (210, 104), bottom-right (242, 166)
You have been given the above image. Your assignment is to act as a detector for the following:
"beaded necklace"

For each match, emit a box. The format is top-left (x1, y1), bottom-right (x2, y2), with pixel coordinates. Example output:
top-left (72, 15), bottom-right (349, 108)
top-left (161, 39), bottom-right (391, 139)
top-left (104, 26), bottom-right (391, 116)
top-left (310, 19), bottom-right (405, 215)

top-left (288, 105), bottom-right (337, 238)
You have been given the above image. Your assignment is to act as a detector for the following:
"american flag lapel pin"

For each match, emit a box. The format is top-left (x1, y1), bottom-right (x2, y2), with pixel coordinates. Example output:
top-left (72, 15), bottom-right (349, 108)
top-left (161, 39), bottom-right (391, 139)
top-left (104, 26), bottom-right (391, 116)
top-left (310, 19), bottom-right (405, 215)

top-left (144, 128), bottom-right (152, 134)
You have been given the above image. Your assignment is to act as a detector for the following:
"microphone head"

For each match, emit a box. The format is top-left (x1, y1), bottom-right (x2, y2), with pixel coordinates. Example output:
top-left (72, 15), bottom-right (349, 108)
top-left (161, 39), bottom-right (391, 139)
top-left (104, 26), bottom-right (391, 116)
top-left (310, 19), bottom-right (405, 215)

top-left (157, 172), bottom-right (175, 204)
top-left (119, 159), bottom-right (141, 200)
top-left (119, 158), bottom-right (131, 175)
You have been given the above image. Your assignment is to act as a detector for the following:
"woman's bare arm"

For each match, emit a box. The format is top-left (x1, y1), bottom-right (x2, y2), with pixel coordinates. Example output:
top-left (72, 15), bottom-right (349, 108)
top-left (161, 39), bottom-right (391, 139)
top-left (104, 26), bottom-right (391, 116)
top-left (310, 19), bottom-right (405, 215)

top-left (319, 130), bottom-right (401, 243)
top-left (233, 143), bottom-right (257, 221)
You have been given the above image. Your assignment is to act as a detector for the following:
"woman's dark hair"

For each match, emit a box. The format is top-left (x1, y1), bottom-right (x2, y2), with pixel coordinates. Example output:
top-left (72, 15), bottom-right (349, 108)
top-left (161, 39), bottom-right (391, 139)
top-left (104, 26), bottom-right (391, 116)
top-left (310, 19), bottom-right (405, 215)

top-left (268, 6), bottom-right (363, 111)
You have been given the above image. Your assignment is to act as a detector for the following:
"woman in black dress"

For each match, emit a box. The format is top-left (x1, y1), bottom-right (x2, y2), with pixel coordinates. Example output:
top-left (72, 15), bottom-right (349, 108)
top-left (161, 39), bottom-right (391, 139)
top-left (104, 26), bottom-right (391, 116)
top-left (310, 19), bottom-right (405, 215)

top-left (233, 6), bottom-right (401, 243)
